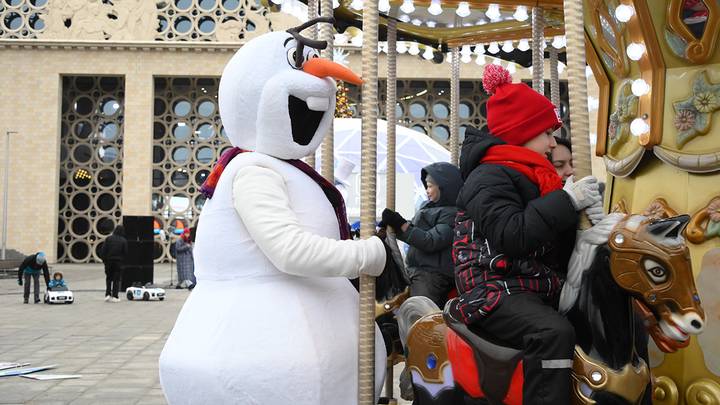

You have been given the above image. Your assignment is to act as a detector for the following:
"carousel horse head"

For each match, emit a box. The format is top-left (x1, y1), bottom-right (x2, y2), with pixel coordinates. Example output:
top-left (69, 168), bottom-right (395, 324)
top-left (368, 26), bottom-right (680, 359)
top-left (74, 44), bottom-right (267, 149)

top-left (608, 214), bottom-right (705, 352)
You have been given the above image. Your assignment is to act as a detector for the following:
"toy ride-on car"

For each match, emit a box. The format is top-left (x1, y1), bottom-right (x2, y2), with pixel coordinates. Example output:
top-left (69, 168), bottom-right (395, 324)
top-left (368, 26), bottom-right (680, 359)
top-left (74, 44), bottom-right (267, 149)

top-left (44, 286), bottom-right (74, 304)
top-left (126, 283), bottom-right (166, 301)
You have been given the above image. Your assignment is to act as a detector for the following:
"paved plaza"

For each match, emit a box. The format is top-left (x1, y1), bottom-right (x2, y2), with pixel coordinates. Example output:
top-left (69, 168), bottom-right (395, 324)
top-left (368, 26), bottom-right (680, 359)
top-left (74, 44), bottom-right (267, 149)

top-left (0, 265), bottom-right (410, 405)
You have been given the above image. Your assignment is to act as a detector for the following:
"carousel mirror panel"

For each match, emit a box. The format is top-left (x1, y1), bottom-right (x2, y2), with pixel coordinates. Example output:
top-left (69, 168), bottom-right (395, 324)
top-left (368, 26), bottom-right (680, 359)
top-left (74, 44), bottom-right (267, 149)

top-left (59, 76), bottom-right (124, 263)
top-left (153, 77), bottom-right (227, 262)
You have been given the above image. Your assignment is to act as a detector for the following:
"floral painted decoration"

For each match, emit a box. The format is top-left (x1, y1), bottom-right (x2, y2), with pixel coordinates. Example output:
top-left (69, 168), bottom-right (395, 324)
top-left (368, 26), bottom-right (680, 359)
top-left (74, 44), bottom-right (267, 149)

top-left (608, 80), bottom-right (638, 154)
top-left (687, 196), bottom-right (720, 243)
top-left (672, 70), bottom-right (720, 148)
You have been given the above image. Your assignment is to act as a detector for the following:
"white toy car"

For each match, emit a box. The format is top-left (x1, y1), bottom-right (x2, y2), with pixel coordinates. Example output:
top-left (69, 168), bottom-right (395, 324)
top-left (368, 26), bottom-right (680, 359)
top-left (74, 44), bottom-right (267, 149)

top-left (44, 286), bottom-right (74, 304)
top-left (126, 284), bottom-right (166, 301)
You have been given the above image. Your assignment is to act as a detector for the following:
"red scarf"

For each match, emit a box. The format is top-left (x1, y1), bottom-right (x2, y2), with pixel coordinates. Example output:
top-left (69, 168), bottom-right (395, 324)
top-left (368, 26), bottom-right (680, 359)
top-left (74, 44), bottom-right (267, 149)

top-left (480, 145), bottom-right (562, 196)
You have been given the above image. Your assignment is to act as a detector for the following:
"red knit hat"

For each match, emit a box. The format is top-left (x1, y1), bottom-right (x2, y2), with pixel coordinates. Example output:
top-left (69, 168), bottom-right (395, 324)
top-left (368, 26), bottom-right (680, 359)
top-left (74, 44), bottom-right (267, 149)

top-left (482, 64), bottom-right (562, 146)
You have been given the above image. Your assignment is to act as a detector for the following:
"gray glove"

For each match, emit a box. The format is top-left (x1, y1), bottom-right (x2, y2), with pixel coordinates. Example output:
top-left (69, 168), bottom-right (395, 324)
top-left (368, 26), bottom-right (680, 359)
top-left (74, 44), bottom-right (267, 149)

top-left (563, 175), bottom-right (602, 211)
top-left (585, 200), bottom-right (605, 225)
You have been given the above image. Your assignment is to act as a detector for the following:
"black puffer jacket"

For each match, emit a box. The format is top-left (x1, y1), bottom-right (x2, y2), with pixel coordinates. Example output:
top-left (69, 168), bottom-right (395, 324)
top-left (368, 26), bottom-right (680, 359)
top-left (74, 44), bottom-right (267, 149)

top-left (100, 225), bottom-right (128, 263)
top-left (451, 127), bottom-right (578, 324)
top-left (397, 162), bottom-right (463, 277)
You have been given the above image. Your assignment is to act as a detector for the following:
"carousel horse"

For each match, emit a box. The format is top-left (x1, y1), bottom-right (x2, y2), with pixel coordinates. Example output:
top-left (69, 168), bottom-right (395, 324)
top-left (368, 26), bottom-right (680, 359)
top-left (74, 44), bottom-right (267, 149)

top-left (393, 213), bottom-right (705, 404)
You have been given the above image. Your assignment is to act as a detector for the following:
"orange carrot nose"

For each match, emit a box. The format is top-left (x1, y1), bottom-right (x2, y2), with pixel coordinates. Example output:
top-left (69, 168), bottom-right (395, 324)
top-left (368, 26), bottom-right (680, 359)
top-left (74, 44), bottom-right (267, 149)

top-left (303, 58), bottom-right (363, 85)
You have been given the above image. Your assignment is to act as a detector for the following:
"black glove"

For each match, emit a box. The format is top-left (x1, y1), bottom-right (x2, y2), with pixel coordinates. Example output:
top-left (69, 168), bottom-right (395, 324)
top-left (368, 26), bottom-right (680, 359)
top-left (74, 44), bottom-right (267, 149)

top-left (381, 208), bottom-right (407, 231)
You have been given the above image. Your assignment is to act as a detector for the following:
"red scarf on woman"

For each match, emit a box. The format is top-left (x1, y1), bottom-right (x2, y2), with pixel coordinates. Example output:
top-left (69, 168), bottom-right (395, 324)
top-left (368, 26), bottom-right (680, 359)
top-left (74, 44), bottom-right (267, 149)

top-left (480, 145), bottom-right (562, 196)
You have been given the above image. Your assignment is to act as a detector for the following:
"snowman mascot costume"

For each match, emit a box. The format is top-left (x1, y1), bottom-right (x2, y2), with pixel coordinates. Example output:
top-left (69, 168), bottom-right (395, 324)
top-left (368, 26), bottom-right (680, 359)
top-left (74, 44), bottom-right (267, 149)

top-left (159, 17), bottom-right (387, 404)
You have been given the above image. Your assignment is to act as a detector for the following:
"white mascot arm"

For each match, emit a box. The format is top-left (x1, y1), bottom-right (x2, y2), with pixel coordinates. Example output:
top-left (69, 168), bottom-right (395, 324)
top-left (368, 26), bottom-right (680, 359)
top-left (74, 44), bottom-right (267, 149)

top-left (233, 166), bottom-right (386, 278)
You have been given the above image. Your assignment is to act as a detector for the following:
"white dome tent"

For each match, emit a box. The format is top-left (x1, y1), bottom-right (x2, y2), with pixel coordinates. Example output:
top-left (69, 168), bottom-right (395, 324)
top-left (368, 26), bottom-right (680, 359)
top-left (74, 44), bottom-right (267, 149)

top-left (316, 118), bottom-right (451, 221)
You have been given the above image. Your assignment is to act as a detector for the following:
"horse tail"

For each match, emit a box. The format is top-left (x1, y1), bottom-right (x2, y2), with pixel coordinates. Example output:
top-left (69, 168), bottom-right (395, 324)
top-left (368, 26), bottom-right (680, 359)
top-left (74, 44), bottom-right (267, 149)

top-left (397, 296), bottom-right (440, 348)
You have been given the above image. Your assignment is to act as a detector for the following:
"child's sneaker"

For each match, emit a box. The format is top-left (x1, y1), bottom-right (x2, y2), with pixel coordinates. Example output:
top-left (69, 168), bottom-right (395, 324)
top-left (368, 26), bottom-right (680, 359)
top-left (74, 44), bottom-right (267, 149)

top-left (104, 295), bottom-right (111, 302)
top-left (111, 297), bottom-right (121, 303)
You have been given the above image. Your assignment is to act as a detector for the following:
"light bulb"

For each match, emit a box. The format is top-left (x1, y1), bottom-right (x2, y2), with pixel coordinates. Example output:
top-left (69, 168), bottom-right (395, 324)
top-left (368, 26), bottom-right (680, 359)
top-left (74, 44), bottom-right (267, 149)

top-left (411, 18), bottom-right (422, 25)
top-left (456, 2), bottom-right (470, 17)
top-left (461, 53), bottom-right (472, 63)
top-left (513, 5), bottom-right (528, 21)
top-left (615, 4), bottom-right (634, 22)
top-left (517, 38), bottom-right (530, 51)
top-left (630, 118), bottom-right (649, 136)
top-left (486, 3), bottom-right (501, 20)
top-left (626, 42), bottom-right (645, 60)
top-left (631, 78), bottom-right (650, 96)
top-left (502, 40), bottom-right (514, 53)
top-left (552, 35), bottom-right (565, 49)
top-left (487, 41), bottom-right (500, 54)
top-left (557, 62), bottom-right (565, 74)
top-left (507, 63), bottom-right (516, 73)
top-left (351, 33), bottom-right (363, 46)
top-left (422, 47), bottom-right (434, 60)
top-left (426, 20), bottom-right (437, 27)
top-left (461, 44), bottom-right (472, 56)
top-left (333, 0), bottom-right (340, 8)
top-left (379, 0), bottom-right (391, 12)
top-left (397, 41), bottom-right (408, 53)
top-left (474, 43), bottom-right (485, 54)
top-left (398, 14), bottom-right (411, 22)
top-left (349, 0), bottom-right (363, 10)
top-left (400, 0), bottom-right (415, 14)
top-left (492, 57), bottom-right (502, 65)
top-left (475, 54), bottom-right (486, 65)
top-left (428, 0), bottom-right (443, 16)
top-left (409, 42), bottom-right (420, 55)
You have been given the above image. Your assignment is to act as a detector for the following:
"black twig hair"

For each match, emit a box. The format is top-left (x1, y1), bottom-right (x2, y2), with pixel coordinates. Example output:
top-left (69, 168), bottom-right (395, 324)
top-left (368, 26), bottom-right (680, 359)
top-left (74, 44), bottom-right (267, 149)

top-left (286, 17), bottom-right (335, 68)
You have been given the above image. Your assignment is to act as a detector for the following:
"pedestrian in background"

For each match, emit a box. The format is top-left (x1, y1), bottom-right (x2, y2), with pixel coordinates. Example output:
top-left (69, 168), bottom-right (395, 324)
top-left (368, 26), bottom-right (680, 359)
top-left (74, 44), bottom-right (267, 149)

top-left (174, 228), bottom-right (195, 289)
top-left (17, 252), bottom-right (49, 304)
top-left (100, 224), bottom-right (128, 302)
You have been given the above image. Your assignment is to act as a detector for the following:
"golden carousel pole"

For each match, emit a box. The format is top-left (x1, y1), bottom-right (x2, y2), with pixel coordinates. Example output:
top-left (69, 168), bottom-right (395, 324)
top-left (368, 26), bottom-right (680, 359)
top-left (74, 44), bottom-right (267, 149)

top-left (549, 46), bottom-right (561, 138)
top-left (531, 6), bottom-right (545, 94)
top-left (359, 0), bottom-right (379, 402)
top-left (320, 0), bottom-right (334, 181)
top-left (562, 0), bottom-right (591, 179)
top-left (305, 0), bottom-right (318, 169)
top-left (384, 18), bottom-right (397, 402)
top-left (450, 45), bottom-right (460, 166)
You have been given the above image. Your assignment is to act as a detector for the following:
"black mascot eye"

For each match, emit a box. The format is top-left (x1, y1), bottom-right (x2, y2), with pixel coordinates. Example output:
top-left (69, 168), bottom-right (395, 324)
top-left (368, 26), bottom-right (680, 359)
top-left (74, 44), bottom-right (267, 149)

top-left (286, 48), bottom-right (301, 69)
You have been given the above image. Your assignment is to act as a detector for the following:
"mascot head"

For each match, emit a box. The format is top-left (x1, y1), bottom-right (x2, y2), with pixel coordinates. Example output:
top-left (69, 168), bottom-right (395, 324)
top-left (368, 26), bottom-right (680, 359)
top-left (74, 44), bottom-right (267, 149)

top-left (218, 17), bottom-right (361, 160)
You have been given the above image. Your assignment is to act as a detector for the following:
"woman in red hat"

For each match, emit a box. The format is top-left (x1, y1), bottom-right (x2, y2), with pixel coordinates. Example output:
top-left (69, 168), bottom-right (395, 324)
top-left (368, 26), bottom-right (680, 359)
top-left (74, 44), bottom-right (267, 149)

top-left (450, 64), bottom-right (603, 404)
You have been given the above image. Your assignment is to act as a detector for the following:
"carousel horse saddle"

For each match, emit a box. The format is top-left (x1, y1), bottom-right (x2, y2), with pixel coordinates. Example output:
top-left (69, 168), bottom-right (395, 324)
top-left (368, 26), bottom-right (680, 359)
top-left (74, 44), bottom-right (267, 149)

top-left (443, 298), bottom-right (524, 401)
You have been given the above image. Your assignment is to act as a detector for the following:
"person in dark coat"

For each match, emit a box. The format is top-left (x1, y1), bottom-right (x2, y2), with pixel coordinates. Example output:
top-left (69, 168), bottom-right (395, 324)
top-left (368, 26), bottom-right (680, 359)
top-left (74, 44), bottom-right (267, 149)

top-left (174, 228), bottom-right (195, 289)
top-left (380, 162), bottom-right (463, 308)
top-left (100, 224), bottom-right (128, 302)
top-left (450, 65), bottom-right (602, 405)
top-left (17, 252), bottom-right (49, 304)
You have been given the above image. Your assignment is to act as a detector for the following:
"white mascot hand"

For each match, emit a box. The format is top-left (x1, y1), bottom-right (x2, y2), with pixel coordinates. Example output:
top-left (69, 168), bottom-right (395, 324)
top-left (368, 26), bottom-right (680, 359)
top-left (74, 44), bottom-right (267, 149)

top-left (585, 200), bottom-right (605, 225)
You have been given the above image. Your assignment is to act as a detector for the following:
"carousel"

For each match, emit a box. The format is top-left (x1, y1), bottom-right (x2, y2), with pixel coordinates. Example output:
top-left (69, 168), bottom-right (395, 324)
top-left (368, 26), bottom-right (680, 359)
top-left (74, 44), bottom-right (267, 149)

top-left (256, 0), bottom-right (720, 404)
top-left (261, 0), bottom-right (719, 403)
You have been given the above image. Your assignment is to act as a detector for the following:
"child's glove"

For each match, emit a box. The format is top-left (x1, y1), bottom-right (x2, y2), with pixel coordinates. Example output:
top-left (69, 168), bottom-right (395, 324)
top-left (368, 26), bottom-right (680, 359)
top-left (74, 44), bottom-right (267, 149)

top-left (381, 208), bottom-right (407, 232)
top-left (17, 279), bottom-right (22, 286)
top-left (563, 175), bottom-right (602, 211)
top-left (586, 200), bottom-right (605, 225)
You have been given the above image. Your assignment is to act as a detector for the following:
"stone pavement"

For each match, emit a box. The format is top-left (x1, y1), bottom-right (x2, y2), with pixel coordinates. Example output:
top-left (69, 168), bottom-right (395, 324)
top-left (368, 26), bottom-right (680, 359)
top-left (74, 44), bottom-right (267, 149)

top-left (0, 265), bottom-right (412, 405)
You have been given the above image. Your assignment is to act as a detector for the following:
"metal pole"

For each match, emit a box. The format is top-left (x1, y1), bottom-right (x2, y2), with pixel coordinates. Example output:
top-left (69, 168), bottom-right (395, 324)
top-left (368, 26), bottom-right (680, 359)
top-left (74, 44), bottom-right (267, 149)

top-left (320, 0), bottom-right (335, 182)
top-left (450, 45), bottom-right (460, 166)
top-left (305, 0), bottom-right (319, 169)
top-left (549, 46), bottom-right (561, 138)
top-left (2, 131), bottom-right (16, 261)
top-left (386, 20), bottom-right (397, 212)
top-left (359, 0), bottom-right (379, 402)
top-left (531, 7), bottom-right (545, 94)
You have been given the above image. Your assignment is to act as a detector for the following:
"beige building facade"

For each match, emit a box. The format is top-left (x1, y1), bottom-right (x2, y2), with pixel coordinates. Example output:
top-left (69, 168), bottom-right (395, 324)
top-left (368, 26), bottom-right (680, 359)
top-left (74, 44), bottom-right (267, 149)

top-left (0, 0), bottom-right (586, 263)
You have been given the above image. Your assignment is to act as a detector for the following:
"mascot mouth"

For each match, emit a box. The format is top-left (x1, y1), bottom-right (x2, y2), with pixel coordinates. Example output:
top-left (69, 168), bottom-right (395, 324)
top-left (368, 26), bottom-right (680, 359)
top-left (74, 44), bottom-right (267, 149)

top-left (634, 299), bottom-right (690, 353)
top-left (289, 95), bottom-right (326, 146)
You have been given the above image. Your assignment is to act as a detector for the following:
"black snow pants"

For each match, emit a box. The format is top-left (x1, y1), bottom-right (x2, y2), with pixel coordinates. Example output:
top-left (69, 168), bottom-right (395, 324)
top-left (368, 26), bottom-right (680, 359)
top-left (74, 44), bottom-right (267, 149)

top-left (410, 271), bottom-right (455, 309)
top-left (469, 292), bottom-right (575, 405)
top-left (104, 261), bottom-right (123, 298)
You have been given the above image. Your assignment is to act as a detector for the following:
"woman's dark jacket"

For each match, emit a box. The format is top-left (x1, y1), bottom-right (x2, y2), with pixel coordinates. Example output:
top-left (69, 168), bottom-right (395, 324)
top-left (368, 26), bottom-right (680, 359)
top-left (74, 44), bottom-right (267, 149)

top-left (397, 162), bottom-right (463, 278)
top-left (451, 127), bottom-right (578, 324)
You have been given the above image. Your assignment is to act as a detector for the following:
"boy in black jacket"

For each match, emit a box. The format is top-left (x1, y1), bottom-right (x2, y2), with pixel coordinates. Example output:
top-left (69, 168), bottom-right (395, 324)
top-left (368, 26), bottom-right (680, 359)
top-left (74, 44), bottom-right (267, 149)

top-left (17, 252), bottom-right (49, 304)
top-left (451, 65), bottom-right (602, 404)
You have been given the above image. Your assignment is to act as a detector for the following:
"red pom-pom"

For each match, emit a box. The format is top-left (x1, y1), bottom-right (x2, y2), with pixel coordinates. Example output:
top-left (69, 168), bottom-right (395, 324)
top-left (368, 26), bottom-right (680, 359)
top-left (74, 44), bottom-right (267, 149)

top-left (482, 64), bottom-right (512, 95)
